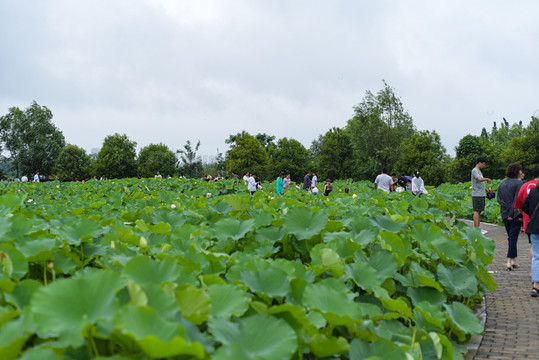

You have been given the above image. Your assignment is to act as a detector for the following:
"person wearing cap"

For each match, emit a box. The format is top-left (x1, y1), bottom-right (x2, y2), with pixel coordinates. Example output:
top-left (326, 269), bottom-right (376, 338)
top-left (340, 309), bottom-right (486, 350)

top-left (471, 157), bottom-right (492, 228)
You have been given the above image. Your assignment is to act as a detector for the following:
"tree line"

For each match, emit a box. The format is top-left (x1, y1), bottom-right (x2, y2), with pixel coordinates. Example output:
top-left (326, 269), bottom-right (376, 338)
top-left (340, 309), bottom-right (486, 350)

top-left (1, 83), bottom-right (538, 185)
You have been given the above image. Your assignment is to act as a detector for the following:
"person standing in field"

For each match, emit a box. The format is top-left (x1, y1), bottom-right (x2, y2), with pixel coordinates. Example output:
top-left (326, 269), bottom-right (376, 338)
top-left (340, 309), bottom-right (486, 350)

top-left (471, 157), bottom-right (492, 228)
top-left (497, 163), bottom-right (523, 270)
top-left (303, 172), bottom-right (312, 191)
top-left (311, 172), bottom-right (318, 190)
top-left (374, 168), bottom-right (393, 193)
top-left (243, 172), bottom-right (249, 185)
top-left (514, 165), bottom-right (539, 271)
top-left (283, 174), bottom-right (291, 194)
top-left (275, 172), bottom-right (284, 195)
top-left (247, 173), bottom-right (257, 195)
top-left (521, 179), bottom-right (539, 297)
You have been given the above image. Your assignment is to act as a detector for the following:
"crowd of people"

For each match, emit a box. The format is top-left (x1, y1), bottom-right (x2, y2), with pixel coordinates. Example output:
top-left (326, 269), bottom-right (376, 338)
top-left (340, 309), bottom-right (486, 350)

top-left (373, 168), bottom-right (427, 196)
top-left (10, 171), bottom-right (42, 183)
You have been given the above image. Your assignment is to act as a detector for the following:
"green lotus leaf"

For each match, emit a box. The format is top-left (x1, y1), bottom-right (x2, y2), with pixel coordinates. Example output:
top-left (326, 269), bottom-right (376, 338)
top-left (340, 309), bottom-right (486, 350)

top-left (368, 249), bottom-right (398, 282)
top-left (18, 347), bottom-right (62, 360)
top-left (212, 218), bottom-right (256, 242)
top-left (209, 314), bottom-right (297, 360)
top-left (302, 279), bottom-right (362, 319)
top-left (151, 208), bottom-right (187, 227)
top-left (122, 255), bottom-right (179, 285)
top-left (411, 197), bottom-right (429, 212)
top-left (5, 214), bottom-right (33, 241)
top-left (378, 231), bottom-right (410, 266)
top-left (282, 207), bottom-right (328, 240)
top-left (15, 237), bottom-right (58, 262)
top-left (30, 270), bottom-right (125, 347)
top-left (406, 287), bottom-right (446, 307)
top-left (410, 222), bottom-right (444, 251)
top-left (54, 218), bottom-right (103, 245)
top-left (175, 284), bottom-right (211, 325)
top-left (408, 262), bottom-right (444, 292)
top-left (349, 338), bottom-right (406, 360)
top-left (310, 246), bottom-right (344, 277)
top-left (437, 264), bottom-right (478, 297)
top-left (0, 319), bottom-right (29, 360)
top-left (369, 214), bottom-right (407, 233)
top-left (252, 212), bottom-right (274, 227)
top-left (117, 305), bottom-right (205, 358)
top-left (413, 301), bottom-right (446, 331)
top-left (223, 195), bottom-right (251, 214)
top-left (5, 279), bottom-right (42, 311)
top-left (266, 303), bottom-right (318, 337)
top-left (207, 284), bottom-right (250, 319)
top-left (309, 333), bottom-right (350, 358)
top-left (345, 261), bottom-right (381, 291)
top-left (429, 237), bottom-right (468, 264)
top-left (0, 192), bottom-right (25, 217)
top-left (444, 301), bottom-right (483, 338)
top-left (0, 244), bottom-right (28, 279)
top-left (241, 267), bottom-right (291, 298)
top-left (380, 298), bottom-right (412, 319)
top-left (476, 264), bottom-right (497, 292)
top-left (254, 226), bottom-right (285, 243)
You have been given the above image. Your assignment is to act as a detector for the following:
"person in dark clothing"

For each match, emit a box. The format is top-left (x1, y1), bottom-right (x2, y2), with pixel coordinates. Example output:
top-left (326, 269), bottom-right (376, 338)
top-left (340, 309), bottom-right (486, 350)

top-left (522, 183), bottom-right (539, 297)
top-left (303, 172), bottom-right (312, 191)
top-left (497, 163), bottom-right (523, 270)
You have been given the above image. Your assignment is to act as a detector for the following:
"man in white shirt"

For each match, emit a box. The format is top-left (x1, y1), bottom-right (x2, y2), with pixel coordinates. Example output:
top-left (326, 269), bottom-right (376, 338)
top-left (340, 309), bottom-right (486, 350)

top-left (33, 171), bottom-right (40, 183)
top-left (374, 168), bottom-right (393, 193)
top-left (247, 174), bottom-right (257, 194)
top-left (311, 172), bottom-right (318, 189)
top-left (21, 175), bottom-right (28, 182)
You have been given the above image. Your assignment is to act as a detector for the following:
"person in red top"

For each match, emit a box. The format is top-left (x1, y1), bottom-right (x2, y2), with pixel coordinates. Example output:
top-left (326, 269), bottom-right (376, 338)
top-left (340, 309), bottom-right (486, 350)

top-left (514, 165), bottom-right (539, 267)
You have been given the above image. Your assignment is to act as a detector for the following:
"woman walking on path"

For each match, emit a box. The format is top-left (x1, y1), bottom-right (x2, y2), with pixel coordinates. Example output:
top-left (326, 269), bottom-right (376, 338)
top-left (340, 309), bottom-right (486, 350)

top-left (497, 163), bottom-right (523, 270)
top-left (522, 184), bottom-right (539, 296)
top-left (275, 172), bottom-right (284, 195)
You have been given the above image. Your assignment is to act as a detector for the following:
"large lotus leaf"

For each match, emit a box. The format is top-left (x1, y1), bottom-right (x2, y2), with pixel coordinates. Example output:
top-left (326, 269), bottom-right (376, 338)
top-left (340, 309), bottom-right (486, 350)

top-left (345, 261), bottom-right (381, 291)
top-left (310, 246), bottom-right (344, 277)
top-left (117, 305), bottom-right (205, 358)
top-left (282, 207), bottom-right (328, 240)
top-left (349, 338), bottom-right (406, 360)
top-left (175, 284), bottom-right (211, 325)
top-left (122, 255), bottom-right (179, 285)
top-left (429, 237), bottom-right (468, 264)
top-left (410, 222), bottom-right (444, 251)
top-left (241, 267), bottom-right (290, 298)
top-left (266, 303), bottom-right (318, 337)
top-left (18, 347), bottom-right (62, 360)
top-left (458, 226), bottom-right (495, 264)
top-left (413, 301), bottom-right (446, 331)
top-left (406, 287), bottom-right (446, 307)
top-left (369, 214), bottom-right (407, 233)
top-left (151, 208), bottom-right (186, 228)
top-left (308, 333), bottom-right (349, 358)
top-left (5, 279), bottom-right (42, 311)
top-left (254, 226), bottom-right (285, 243)
top-left (209, 314), bottom-right (297, 360)
top-left (5, 214), bottom-right (33, 241)
top-left (409, 262), bottom-right (444, 292)
top-left (378, 231), bottom-right (410, 267)
top-left (476, 264), bottom-right (497, 292)
top-left (411, 197), bottom-right (429, 212)
top-left (30, 270), bottom-right (125, 347)
top-left (368, 249), bottom-right (398, 281)
top-left (15, 237), bottom-right (58, 262)
top-left (140, 283), bottom-right (179, 320)
top-left (0, 192), bottom-right (25, 217)
top-left (444, 301), bottom-right (483, 338)
top-left (212, 218), bottom-right (255, 242)
top-left (54, 218), bottom-right (103, 245)
top-left (302, 279), bottom-right (362, 320)
top-left (347, 216), bottom-right (371, 233)
top-left (0, 217), bottom-right (9, 240)
top-left (380, 297), bottom-right (412, 319)
top-left (437, 264), bottom-right (478, 297)
top-left (252, 212), bottom-right (274, 227)
top-left (223, 196), bottom-right (251, 214)
top-left (207, 284), bottom-right (249, 319)
top-left (0, 244), bottom-right (28, 280)
top-left (0, 315), bottom-right (32, 360)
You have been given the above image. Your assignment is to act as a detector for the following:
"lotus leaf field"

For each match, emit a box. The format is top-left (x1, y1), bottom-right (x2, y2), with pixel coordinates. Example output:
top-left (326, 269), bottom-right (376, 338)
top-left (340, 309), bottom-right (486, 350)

top-left (0, 178), bottom-right (498, 359)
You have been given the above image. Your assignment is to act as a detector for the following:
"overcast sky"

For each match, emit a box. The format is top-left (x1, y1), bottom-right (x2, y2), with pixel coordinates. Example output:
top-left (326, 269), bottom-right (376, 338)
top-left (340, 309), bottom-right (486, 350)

top-left (1, 1), bottom-right (538, 160)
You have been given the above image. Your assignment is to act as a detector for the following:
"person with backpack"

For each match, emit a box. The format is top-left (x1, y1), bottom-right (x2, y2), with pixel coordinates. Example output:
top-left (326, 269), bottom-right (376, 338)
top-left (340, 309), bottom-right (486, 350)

top-left (323, 179), bottom-right (333, 196)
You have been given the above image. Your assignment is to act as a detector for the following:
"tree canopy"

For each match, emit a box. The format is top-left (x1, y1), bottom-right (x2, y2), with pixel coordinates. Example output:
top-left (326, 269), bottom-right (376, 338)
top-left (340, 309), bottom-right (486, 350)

top-left (0, 101), bottom-right (65, 177)
top-left (94, 133), bottom-right (137, 179)
top-left (55, 145), bottom-right (91, 182)
top-left (138, 143), bottom-right (177, 178)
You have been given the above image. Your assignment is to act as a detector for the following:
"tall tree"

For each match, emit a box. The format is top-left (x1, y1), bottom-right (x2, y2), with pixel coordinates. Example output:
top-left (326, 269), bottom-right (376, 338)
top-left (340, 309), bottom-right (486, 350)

top-left (267, 137), bottom-right (310, 182)
top-left (225, 131), bottom-right (267, 178)
top-left (317, 127), bottom-right (354, 181)
top-left (177, 140), bottom-right (203, 178)
top-left (55, 145), bottom-right (91, 182)
top-left (346, 81), bottom-right (416, 180)
top-left (137, 143), bottom-right (177, 178)
top-left (506, 116), bottom-right (539, 176)
top-left (395, 130), bottom-right (449, 186)
top-left (0, 101), bottom-right (65, 177)
top-left (94, 133), bottom-right (137, 179)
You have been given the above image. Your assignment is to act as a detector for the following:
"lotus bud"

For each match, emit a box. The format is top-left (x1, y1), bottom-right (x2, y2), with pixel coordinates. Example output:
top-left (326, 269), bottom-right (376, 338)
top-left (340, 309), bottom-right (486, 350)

top-left (110, 241), bottom-right (116, 252)
top-left (47, 260), bottom-right (54, 271)
top-left (352, 194), bottom-right (358, 199)
top-left (171, 204), bottom-right (176, 209)
top-left (139, 236), bottom-right (148, 249)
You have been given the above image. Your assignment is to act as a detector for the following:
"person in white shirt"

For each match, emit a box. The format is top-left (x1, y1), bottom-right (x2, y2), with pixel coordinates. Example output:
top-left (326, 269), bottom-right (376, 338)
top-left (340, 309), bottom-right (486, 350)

top-left (243, 172), bottom-right (249, 186)
top-left (33, 171), bottom-right (40, 183)
top-left (374, 168), bottom-right (393, 193)
top-left (21, 175), bottom-right (28, 182)
top-left (411, 171), bottom-right (428, 197)
top-left (247, 174), bottom-right (257, 194)
top-left (155, 171), bottom-right (162, 179)
top-left (311, 172), bottom-right (318, 189)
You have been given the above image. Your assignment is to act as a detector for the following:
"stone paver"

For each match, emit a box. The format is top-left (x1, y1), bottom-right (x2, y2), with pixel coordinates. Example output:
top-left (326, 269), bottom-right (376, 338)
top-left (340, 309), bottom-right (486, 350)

top-left (463, 221), bottom-right (539, 359)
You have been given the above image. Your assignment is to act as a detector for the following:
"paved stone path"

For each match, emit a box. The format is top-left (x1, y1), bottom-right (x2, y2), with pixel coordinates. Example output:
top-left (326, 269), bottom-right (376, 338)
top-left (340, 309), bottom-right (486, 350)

top-left (464, 221), bottom-right (539, 360)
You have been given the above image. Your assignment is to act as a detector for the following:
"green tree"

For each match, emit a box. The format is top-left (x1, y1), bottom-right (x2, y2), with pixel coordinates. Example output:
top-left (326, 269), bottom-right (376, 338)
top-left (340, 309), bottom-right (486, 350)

top-left (137, 143), bottom-right (177, 178)
top-left (0, 101), bottom-right (66, 177)
top-left (317, 127), bottom-right (354, 181)
top-left (506, 116), bottom-right (539, 176)
top-left (346, 81), bottom-right (416, 180)
top-left (267, 137), bottom-right (310, 182)
top-left (94, 133), bottom-right (137, 179)
top-left (55, 145), bottom-right (91, 182)
top-left (395, 130), bottom-right (449, 186)
top-left (225, 131), bottom-right (267, 178)
top-left (177, 140), bottom-right (203, 178)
